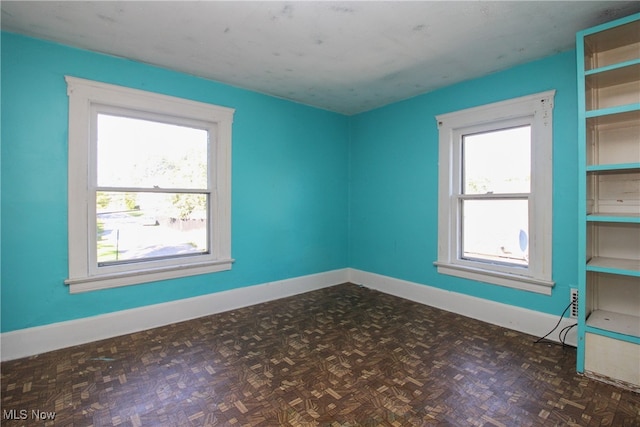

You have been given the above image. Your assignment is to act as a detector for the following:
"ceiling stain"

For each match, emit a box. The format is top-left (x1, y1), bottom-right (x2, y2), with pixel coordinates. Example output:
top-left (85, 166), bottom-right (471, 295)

top-left (331, 5), bottom-right (355, 14)
top-left (97, 13), bottom-right (117, 24)
top-left (272, 3), bottom-right (294, 21)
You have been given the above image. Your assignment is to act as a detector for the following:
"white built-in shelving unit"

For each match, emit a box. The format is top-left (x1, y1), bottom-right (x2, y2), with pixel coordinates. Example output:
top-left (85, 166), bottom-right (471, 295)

top-left (576, 13), bottom-right (640, 391)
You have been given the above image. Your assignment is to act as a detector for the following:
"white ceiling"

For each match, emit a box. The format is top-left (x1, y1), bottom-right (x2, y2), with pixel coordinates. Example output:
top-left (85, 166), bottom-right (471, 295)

top-left (2, 1), bottom-right (639, 115)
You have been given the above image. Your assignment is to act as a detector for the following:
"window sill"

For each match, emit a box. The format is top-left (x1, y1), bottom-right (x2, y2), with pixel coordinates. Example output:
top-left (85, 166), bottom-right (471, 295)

top-left (65, 259), bottom-right (234, 294)
top-left (433, 261), bottom-right (554, 295)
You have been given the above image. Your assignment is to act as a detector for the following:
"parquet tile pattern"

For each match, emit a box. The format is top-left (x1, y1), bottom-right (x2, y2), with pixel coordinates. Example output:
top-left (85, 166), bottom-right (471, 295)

top-left (2, 283), bottom-right (639, 426)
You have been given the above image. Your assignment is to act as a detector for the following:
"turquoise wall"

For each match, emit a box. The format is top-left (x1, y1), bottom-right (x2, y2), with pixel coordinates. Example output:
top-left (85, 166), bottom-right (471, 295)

top-left (349, 50), bottom-right (578, 316)
top-left (0, 33), bottom-right (349, 332)
top-left (1, 31), bottom-right (579, 334)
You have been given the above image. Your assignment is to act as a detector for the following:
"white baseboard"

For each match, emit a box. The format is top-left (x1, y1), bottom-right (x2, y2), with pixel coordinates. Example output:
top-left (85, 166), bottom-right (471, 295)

top-left (1, 267), bottom-right (576, 361)
top-left (348, 268), bottom-right (577, 347)
top-left (0, 269), bottom-right (349, 361)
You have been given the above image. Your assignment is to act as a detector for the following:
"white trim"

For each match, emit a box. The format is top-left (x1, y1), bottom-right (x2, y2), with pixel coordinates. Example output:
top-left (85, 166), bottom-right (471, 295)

top-left (65, 76), bottom-right (236, 119)
top-left (435, 90), bottom-right (556, 126)
top-left (65, 76), bottom-right (235, 292)
top-left (348, 268), bottom-right (576, 346)
top-left (1, 269), bottom-right (349, 361)
top-left (435, 90), bottom-right (555, 293)
top-left (66, 259), bottom-right (235, 294)
top-left (433, 262), bottom-right (554, 295)
top-left (1, 268), bottom-right (575, 361)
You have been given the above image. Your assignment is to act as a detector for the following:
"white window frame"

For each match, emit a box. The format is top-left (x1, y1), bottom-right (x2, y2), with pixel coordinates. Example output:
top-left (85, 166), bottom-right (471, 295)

top-left (434, 91), bottom-right (555, 295)
top-left (65, 76), bottom-right (234, 293)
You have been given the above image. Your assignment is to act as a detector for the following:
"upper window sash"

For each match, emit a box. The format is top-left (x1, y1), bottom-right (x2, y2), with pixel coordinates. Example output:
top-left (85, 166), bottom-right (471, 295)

top-left (90, 104), bottom-right (215, 190)
top-left (451, 117), bottom-right (534, 198)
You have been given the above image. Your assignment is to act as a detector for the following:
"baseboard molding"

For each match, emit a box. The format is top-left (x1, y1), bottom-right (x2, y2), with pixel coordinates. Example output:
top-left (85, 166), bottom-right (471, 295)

top-left (0, 268), bottom-right (349, 361)
top-left (2, 267), bottom-right (576, 361)
top-left (348, 268), bottom-right (577, 347)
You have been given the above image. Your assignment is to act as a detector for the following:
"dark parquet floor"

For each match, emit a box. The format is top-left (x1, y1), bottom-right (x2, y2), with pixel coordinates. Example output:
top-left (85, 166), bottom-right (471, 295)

top-left (2, 283), bottom-right (639, 426)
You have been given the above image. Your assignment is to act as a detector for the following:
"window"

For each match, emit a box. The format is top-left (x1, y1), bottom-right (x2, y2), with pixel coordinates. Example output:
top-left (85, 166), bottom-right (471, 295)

top-left (65, 77), bottom-right (234, 293)
top-left (435, 91), bottom-right (555, 294)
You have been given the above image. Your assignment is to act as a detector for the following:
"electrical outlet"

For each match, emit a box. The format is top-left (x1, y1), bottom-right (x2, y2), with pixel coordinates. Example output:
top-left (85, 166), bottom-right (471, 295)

top-left (570, 288), bottom-right (579, 319)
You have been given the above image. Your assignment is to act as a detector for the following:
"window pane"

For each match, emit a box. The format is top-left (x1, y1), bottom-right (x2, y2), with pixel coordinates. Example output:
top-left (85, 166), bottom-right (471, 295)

top-left (97, 191), bottom-right (208, 265)
top-left (463, 126), bottom-right (530, 194)
top-left (462, 199), bottom-right (528, 266)
top-left (97, 114), bottom-right (208, 189)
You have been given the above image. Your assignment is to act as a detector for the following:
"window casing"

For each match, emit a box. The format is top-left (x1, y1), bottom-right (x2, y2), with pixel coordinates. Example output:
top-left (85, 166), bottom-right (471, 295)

top-left (65, 77), bottom-right (234, 293)
top-left (435, 91), bottom-right (555, 294)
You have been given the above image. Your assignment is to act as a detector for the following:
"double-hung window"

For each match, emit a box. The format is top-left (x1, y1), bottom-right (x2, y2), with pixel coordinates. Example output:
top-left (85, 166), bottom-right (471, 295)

top-left (435, 91), bottom-right (555, 294)
top-left (65, 77), bottom-right (234, 293)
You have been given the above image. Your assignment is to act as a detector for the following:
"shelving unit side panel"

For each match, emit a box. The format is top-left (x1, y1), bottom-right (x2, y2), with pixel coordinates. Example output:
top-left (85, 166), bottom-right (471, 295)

top-left (576, 29), bottom-right (588, 372)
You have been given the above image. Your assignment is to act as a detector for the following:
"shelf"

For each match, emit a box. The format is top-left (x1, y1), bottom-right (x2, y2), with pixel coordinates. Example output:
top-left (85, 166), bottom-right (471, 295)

top-left (586, 103), bottom-right (640, 118)
top-left (586, 58), bottom-right (640, 76)
top-left (586, 108), bottom-right (640, 125)
top-left (587, 213), bottom-right (640, 223)
top-left (586, 310), bottom-right (640, 341)
top-left (587, 256), bottom-right (640, 276)
top-left (586, 61), bottom-right (640, 88)
top-left (586, 163), bottom-right (640, 173)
